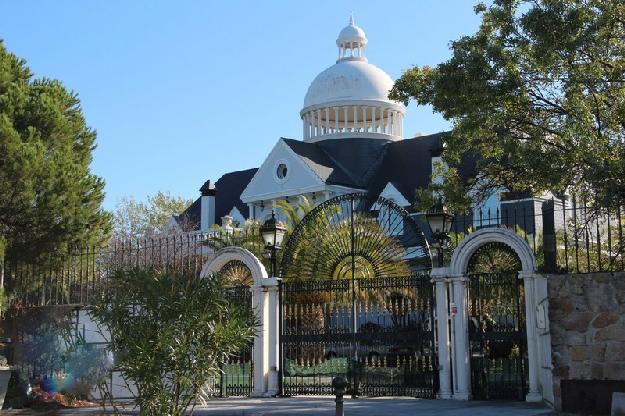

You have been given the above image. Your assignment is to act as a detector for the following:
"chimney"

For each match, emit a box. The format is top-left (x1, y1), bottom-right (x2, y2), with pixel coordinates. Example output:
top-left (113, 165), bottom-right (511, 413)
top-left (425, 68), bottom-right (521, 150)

top-left (199, 180), bottom-right (216, 232)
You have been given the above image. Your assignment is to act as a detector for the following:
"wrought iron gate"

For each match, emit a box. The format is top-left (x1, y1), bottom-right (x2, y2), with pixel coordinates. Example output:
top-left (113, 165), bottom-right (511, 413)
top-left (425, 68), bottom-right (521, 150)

top-left (280, 274), bottom-right (437, 397)
top-left (468, 272), bottom-right (528, 400)
top-left (215, 284), bottom-right (254, 397)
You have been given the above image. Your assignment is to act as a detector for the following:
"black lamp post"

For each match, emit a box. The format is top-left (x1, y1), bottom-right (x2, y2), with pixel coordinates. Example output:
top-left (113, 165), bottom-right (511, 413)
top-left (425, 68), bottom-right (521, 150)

top-left (425, 199), bottom-right (454, 267)
top-left (260, 210), bottom-right (287, 277)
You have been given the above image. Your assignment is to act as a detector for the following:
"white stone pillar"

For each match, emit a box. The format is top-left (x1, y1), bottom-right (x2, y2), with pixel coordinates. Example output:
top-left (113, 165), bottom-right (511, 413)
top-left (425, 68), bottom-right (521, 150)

top-left (362, 106), bottom-right (367, 132)
top-left (343, 106), bottom-right (349, 132)
top-left (303, 115), bottom-right (308, 140)
top-left (325, 107), bottom-right (330, 135)
top-left (381, 107), bottom-right (386, 134)
top-left (372, 106), bottom-right (377, 132)
top-left (251, 277), bottom-right (281, 397)
top-left (534, 273), bottom-right (554, 405)
top-left (316, 109), bottom-right (322, 137)
top-left (432, 267), bottom-right (453, 399)
top-left (304, 113), bottom-right (309, 139)
top-left (334, 107), bottom-right (339, 132)
top-left (353, 106), bottom-right (358, 132)
top-left (393, 111), bottom-right (398, 136)
top-left (520, 271), bottom-right (542, 402)
top-left (451, 276), bottom-right (470, 400)
top-left (266, 279), bottom-right (280, 396)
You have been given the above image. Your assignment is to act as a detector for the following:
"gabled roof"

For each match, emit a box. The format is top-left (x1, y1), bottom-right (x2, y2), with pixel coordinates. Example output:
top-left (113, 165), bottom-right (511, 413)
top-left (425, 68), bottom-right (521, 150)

top-left (367, 133), bottom-right (445, 205)
top-left (176, 168), bottom-right (258, 230)
top-left (284, 134), bottom-right (467, 208)
top-left (179, 131), bottom-right (479, 227)
top-left (282, 137), bottom-right (387, 189)
top-left (175, 197), bottom-right (201, 231)
top-left (317, 138), bottom-right (387, 187)
top-left (214, 168), bottom-right (258, 222)
top-left (281, 139), bottom-right (358, 188)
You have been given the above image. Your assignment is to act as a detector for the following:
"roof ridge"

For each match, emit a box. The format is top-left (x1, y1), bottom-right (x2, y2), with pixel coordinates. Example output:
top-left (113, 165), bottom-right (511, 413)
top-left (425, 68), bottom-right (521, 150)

top-left (317, 140), bottom-right (388, 188)
top-left (314, 143), bottom-right (360, 185)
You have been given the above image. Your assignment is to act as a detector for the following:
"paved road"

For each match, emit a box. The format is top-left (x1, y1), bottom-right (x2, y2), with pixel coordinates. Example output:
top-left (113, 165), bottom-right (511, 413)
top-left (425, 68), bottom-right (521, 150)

top-left (4, 397), bottom-right (553, 416)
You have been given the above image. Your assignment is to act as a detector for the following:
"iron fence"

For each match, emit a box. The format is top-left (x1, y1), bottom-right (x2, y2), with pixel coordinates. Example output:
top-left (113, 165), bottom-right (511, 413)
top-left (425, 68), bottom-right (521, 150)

top-left (280, 274), bottom-right (437, 398)
top-left (447, 197), bottom-right (625, 274)
top-left (3, 197), bottom-right (625, 309)
top-left (2, 229), bottom-right (266, 308)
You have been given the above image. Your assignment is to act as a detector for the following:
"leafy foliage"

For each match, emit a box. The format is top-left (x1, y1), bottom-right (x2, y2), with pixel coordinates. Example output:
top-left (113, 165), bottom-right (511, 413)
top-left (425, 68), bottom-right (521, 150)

top-left (88, 269), bottom-right (255, 416)
top-left (112, 191), bottom-right (193, 240)
top-left (0, 41), bottom-right (110, 261)
top-left (390, 0), bottom-right (625, 211)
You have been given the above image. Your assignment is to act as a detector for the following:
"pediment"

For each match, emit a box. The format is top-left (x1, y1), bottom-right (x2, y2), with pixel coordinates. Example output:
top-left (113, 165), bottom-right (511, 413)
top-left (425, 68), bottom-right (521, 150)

top-left (240, 139), bottom-right (326, 203)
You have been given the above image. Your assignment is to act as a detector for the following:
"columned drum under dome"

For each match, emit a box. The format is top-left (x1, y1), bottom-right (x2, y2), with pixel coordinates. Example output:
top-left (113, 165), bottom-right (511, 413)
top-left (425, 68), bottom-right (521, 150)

top-left (301, 17), bottom-right (405, 143)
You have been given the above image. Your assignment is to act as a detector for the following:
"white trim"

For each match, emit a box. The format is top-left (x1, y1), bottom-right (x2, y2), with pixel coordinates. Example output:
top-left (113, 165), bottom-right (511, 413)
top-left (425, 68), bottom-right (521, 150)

top-left (243, 185), bottom-right (365, 203)
top-left (449, 227), bottom-right (537, 276)
top-left (200, 246), bottom-right (268, 286)
top-left (446, 227), bottom-right (551, 404)
top-left (376, 182), bottom-right (410, 207)
top-left (304, 131), bottom-right (402, 143)
top-left (300, 99), bottom-right (405, 117)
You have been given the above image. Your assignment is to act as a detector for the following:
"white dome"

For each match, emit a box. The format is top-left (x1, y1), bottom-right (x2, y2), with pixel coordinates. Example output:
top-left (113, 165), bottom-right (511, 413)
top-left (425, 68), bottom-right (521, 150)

top-left (300, 18), bottom-right (405, 143)
top-left (336, 17), bottom-right (367, 47)
top-left (303, 60), bottom-right (395, 108)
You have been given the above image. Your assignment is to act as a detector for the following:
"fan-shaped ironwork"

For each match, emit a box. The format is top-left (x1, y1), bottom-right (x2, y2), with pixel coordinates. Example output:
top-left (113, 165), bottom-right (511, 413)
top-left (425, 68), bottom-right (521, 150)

top-left (467, 241), bottom-right (522, 274)
top-left (220, 260), bottom-right (254, 287)
top-left (279, 193), bottom-right (431, 279)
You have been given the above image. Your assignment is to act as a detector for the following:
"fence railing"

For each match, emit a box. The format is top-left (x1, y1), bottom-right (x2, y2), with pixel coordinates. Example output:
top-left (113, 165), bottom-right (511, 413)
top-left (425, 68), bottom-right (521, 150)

top-left (448, 197), bottom-right (625, 274)
top-left (2, 228), bottom-right (266, 308)
top-left (2, 197), bottom-right (624, 308)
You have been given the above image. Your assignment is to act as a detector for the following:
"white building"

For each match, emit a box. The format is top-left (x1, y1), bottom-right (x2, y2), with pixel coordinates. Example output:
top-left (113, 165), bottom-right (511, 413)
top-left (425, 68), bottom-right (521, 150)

top-left (171, 18), bottom-right (447, 233)
top-left (171, 18), bottom-right (552, 236)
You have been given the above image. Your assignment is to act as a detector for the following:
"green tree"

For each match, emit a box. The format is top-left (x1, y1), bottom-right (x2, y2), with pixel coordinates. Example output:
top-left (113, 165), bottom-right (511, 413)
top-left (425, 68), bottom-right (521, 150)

top-left (0, 41), bottom-right (110, 261)
top-left (112, 191), bottom-right (193, 240)
top-left (390, 0), bottom-right (625, 211)
top-left (89, 268), bottom-right (255, 416)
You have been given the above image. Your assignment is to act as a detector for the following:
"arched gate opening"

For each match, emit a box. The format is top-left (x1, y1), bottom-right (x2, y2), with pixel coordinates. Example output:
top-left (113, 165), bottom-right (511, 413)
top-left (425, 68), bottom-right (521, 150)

top-left (277, 193), bottom-right (435, 397)
top-left (466, 242), bottom-right (528, 400)
top-left (201, 247), bottom-right (267, 397)
top-left (448, 227), bottom-right (544, 402)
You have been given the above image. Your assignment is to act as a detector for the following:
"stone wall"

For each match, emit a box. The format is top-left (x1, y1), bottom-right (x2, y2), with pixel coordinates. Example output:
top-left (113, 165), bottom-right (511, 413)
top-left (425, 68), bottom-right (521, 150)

top-left (548, 272), bottom-right (625, 410)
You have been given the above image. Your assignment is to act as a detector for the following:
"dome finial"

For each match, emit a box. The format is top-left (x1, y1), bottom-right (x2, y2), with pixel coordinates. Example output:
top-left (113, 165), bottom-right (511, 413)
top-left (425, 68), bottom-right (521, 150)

top-left (349, 14), bottom-right (355, 26)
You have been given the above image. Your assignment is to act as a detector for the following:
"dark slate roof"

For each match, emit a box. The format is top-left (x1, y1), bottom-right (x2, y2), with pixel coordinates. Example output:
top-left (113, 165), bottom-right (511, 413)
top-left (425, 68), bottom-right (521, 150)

top-left (175, 197), bottom-right (201, 231)
top-left (177, 168), bottom-right (257, 230)
top-left (281, 139), bottom-right (359, 188)
top-left (180, 132), bottom-right (479, 228)
top-left (284, 133), bottom-right (475, 209)
top-left (316, 138), bottom-right (388, 187)
top-left (214, 168), bottom-right (258, 222)
top-left (367, 133), bottom-right (446, 205)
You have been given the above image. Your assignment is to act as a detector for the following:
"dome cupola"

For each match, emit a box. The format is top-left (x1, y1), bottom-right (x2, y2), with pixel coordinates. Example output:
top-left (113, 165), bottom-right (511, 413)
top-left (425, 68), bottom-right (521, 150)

top-left (301, 17), bottom-right (405, 143)
top-left (336, 16), bottom-right (368, 62)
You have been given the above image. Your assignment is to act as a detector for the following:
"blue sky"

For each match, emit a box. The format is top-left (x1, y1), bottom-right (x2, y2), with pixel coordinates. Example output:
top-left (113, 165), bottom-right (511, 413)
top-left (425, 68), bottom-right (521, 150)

top-left (0, 1), bottom-right (481, 210)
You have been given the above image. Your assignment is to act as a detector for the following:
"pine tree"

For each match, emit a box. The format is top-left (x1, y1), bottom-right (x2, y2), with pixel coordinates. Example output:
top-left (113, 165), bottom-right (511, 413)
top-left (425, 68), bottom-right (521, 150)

top-left (0, 40), bottom-right (110, 261)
